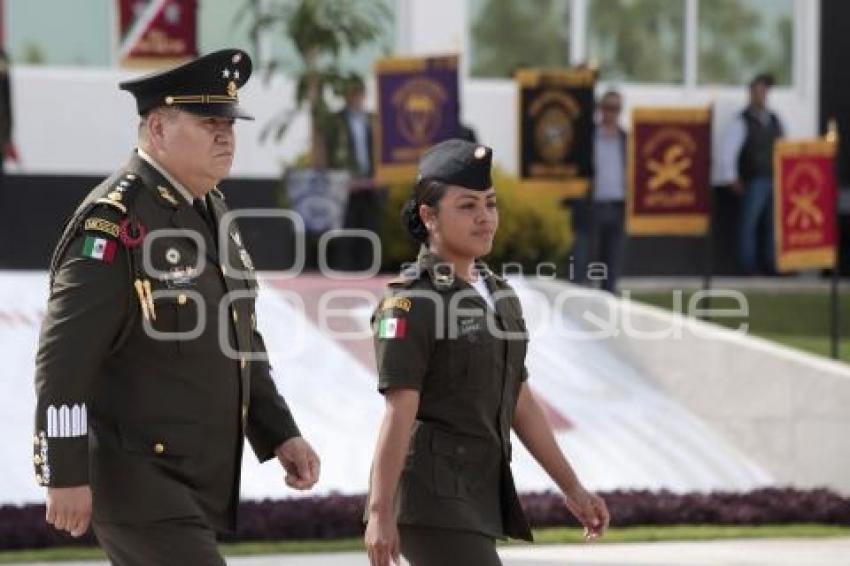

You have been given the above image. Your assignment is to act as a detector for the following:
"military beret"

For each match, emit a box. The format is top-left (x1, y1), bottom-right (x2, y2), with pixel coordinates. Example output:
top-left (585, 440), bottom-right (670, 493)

top-left (417, 138), bottom-right (493, 191)
top-left (119, 48), bottom-right (254, 120)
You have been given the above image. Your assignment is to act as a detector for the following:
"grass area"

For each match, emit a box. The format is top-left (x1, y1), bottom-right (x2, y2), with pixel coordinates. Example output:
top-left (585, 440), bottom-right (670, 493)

top-left (629, 290), bottom-right (850, 363)
top-left (3, 524), bottom-right (850, 563)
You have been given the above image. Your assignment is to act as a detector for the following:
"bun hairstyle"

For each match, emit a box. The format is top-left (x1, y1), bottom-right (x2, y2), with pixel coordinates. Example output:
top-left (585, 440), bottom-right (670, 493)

top-left (401, 178), bottom-right (449, 244)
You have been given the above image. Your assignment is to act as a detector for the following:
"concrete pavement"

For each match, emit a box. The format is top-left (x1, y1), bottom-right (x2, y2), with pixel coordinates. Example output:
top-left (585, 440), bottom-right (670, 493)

top-left (20, 538), bottom-right (849, 566)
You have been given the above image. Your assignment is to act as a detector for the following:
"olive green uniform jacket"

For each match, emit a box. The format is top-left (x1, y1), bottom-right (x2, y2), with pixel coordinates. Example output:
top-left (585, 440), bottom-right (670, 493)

top-left (370, 249), bottom-right (533, 541)
top-left (33, 152), bottom-right (301, 532)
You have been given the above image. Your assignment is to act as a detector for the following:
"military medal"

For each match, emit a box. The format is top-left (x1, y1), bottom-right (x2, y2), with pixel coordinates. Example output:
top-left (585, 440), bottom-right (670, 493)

top-left (119, 218), bottom-right (147, 248)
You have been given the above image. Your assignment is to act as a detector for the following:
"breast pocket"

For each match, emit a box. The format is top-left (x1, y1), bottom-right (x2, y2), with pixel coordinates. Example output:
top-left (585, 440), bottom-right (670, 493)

top-left (446, 336), bottom-right (495, 392)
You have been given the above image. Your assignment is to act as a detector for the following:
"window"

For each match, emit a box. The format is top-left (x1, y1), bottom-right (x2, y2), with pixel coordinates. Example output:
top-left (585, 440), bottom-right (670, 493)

top-left (587, 0), bottom-right (685, 84)
top-left (698, 0), bottom-right (793, 86)
top-left (197, 1), bottom-right (256, 56)
top-left (6, 0), bottom-right (112, 66)
top-left (468, 0), bottom-right (570, 78)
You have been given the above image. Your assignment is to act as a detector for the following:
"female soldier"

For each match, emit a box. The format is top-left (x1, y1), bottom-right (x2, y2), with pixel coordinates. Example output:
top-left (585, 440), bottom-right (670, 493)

top-left (364, 139), bottom-right (609, 566)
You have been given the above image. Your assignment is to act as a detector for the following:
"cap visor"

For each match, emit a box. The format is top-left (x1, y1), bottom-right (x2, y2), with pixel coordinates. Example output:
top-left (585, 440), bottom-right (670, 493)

top-left (181, 103), bottom-right (255, 121)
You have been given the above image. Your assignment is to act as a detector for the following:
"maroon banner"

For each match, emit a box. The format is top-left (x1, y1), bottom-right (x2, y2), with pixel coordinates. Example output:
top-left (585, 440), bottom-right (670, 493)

top-left (628, 107), bottom-right (711, 235)
top-left (774, 139), bottom-right (838, 272)
top-left (118, 0), bottom-right (197, 66)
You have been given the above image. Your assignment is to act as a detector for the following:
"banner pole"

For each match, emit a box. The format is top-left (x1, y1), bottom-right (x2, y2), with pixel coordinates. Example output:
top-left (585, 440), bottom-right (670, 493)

top-left (827, 119), bottom-right (840, 360)
top-left (701, 185), bottom-right (714, 321)
top-left (831, 246), bottom-right (840, 360)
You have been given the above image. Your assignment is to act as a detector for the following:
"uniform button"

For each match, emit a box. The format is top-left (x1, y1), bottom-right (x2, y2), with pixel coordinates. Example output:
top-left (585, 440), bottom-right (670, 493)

top-left (154, 443), bottom-right (165, 455)
top-left (33, 455), bottom-right (42, 465)
top-left (232, 310), bottom-right (238, 323)
top-left (177, 293), bottom-right (187, 305)
top-left (240, 358), bottom-right (247, 370)
top-left (456, 445), bottom-right (466, 456)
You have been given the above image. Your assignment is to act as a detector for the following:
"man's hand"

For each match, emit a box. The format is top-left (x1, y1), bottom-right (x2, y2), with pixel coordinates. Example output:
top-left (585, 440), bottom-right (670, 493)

top-left (46, 485), bottom-right (92, 538)
top-left (274, 436), bottom-right (320, 490)
top-left (563, 484), bottom-right (610, 541)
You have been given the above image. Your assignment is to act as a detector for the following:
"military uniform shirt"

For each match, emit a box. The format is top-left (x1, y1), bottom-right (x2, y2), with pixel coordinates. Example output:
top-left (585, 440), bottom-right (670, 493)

top-left (369, 249), bottom-right (533, 541)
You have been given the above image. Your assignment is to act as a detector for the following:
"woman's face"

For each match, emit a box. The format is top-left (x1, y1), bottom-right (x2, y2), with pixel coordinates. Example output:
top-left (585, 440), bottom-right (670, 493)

top-left (421, 185), bottom-right (498, 259)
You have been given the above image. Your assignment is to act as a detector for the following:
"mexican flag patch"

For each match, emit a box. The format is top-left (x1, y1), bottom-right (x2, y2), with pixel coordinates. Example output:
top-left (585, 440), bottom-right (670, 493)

top-left (378, 317), bottom-right (407, 339)
top-left (82, 236), bottom-right (117, 263)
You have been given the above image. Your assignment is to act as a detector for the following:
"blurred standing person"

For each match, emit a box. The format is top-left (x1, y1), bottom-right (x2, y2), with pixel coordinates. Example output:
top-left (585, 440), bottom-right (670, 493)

top-left (0, 48), bottom-right (13, 179)
top-left (326, 73), bottom-right (385, 271)
top-left (570, 89), bottom-right (627, 294)
top-left (719, 72), bottom-right (785, 275)
top-left (365, 139), bottom-right (609, 566)
top-left (0, 49), bottom-right (13, 267)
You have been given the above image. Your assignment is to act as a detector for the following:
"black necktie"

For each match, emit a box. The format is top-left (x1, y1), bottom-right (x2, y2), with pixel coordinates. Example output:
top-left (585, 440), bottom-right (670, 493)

top-left (193, 198), bottom-right (216, 236)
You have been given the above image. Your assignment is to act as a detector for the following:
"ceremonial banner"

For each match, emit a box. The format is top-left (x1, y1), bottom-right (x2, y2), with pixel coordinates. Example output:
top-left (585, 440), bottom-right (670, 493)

top-left (774, 139), bottom-right (838, 272)
top-left (516, 68), bottom-right (595, 198)
top-left (118, 0), bottom-right (197, 67)
top-left (374, 55), bottom-right (460, 184)
top-left (627, 107), bottom-right (711, 235)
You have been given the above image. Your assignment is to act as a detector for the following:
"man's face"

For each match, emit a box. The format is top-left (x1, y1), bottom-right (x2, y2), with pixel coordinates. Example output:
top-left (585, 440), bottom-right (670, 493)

top-left (600, 94), bottom-right (622, 126)
top-left (159, 110), bottom-right (236, 189)
top-left (750, 82), bottom-right (769, 108)
top-left (346, 86), bottom-right (365, 112)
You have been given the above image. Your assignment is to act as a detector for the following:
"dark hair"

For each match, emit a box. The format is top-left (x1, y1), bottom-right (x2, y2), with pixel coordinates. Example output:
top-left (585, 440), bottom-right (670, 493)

top-left (401, 179), bottom-right (449, 243)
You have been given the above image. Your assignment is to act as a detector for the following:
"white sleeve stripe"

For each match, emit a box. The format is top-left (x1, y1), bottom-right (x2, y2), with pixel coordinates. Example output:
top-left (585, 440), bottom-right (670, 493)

top-left (46, 404), bottom-right (88, 438)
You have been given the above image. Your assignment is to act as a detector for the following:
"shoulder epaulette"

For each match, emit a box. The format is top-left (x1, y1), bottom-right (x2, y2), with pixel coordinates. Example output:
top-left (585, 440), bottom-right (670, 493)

top-left (94, 172), bottom-right (143, 215)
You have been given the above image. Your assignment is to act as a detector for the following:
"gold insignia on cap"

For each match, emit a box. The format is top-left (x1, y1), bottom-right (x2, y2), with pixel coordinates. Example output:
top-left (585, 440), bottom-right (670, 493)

top-left (165, 96), bottom-right (175, 105)
top-left (227, 80), bottom-right (237, 98)
top-left (108, 191), bottom-right (123, 202)
top-left (232, 53), bottom-right (242, 64)
top-left (474, 146), bottom-right (487, 159)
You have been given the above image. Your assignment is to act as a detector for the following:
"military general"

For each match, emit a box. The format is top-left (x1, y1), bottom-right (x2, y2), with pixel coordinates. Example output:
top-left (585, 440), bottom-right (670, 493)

top-left (33, 49), bottom-right (320, 564)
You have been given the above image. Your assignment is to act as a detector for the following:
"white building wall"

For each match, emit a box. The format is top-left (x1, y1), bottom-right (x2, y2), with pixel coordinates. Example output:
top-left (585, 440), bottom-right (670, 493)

top-left (6, 0), bottom-right (820, 181)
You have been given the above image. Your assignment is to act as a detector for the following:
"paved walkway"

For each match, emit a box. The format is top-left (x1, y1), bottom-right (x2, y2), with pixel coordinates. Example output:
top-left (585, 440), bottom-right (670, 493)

top-left (21, 538), bottom-right (849, 566)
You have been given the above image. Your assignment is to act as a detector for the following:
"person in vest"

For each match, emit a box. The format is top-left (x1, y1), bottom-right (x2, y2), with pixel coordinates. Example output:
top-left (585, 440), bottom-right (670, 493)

top-left (33, 49), bottom-right (320, 564)
top-left (569, 89), bottom-right (628, 294)
top-left (364, 139), bottom-right (609, 566)
top-left (720, 72), bottom-right (785, 274)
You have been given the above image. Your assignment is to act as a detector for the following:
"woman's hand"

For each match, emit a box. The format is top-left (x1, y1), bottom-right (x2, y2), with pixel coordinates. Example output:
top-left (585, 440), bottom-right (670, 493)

top-left (563, 484), bottom-right (610, 540)
top-left (365, 510), bottom-right (401, 566)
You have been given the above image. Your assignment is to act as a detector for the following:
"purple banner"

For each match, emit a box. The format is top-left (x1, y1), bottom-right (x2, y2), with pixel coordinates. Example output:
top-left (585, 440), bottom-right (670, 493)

top-left (374, 55), bottom-right (460, 184)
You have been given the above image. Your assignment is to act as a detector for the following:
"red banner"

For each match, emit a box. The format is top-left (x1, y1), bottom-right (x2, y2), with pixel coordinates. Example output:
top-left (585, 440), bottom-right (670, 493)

top-left (774, 139), bottom-right (838, 272)
top-left (118, 0), bottom-right (197, 67)
top-left (627, 107), bottom-right (711, 235)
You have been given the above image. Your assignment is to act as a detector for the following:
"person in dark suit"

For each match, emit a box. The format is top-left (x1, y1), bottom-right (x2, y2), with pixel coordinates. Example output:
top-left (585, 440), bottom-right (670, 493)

top-left (325, 73), bottom-right (386, 271)
top-left (33, 49), bottom-right (320, 565)
top-left (569, 89), bottom-right (628, 294)
top-left (365, 139), bottom-right (609, 566)
top-left (0, 48), bottom-right (12, 179)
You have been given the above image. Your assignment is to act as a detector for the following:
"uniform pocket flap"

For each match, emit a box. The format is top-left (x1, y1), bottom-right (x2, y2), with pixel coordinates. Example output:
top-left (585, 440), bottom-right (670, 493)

top-left (119, 421), bottom-right (200, 457)
top-left (430, 429), bottom-right (487, 460)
